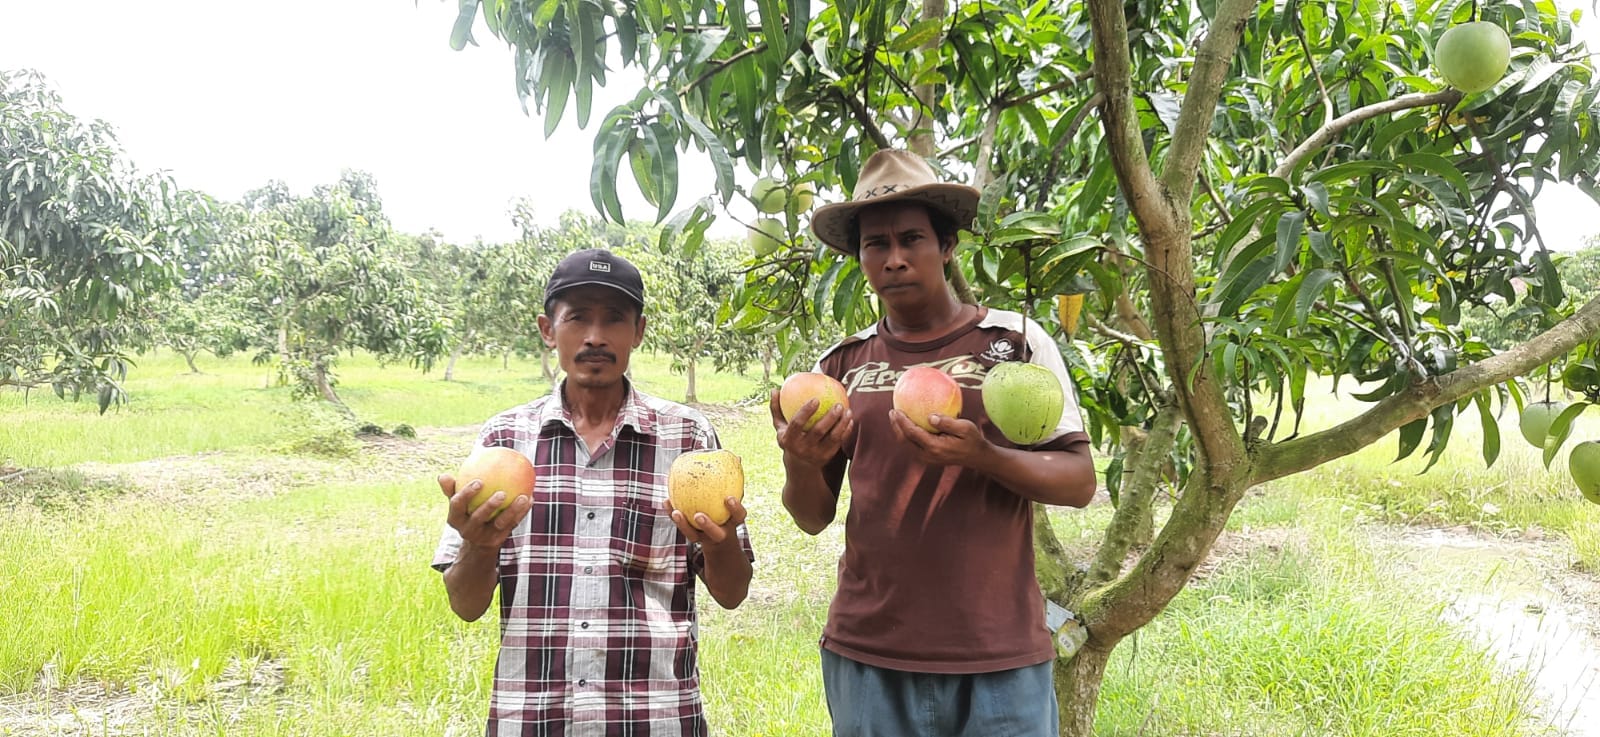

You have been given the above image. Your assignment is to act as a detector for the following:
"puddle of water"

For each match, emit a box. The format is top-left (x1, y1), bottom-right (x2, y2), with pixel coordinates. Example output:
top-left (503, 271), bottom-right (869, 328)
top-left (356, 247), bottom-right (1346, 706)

top-left (1392, 529), bottom-right (1600, 736)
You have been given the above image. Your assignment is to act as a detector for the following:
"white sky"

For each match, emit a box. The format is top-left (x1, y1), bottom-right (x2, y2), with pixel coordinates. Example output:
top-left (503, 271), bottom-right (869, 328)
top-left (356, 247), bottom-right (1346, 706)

top-left (0, 0), bottom-right (1596, 248)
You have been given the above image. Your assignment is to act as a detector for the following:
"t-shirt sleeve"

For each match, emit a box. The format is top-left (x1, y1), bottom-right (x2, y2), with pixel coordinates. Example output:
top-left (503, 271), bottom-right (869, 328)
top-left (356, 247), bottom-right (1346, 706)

top-left (1023, 316), bottom-right (1088, 445)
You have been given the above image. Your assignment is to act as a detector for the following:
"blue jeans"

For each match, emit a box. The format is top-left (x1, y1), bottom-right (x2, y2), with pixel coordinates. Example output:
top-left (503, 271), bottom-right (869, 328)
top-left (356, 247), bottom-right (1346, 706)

top-left (820, 649), bottom-right (1059, 737)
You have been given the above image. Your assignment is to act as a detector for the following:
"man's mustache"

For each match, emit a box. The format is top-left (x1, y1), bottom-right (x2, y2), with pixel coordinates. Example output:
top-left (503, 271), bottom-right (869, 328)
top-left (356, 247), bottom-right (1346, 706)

top-left (575, 350), bottom-right (616, 363)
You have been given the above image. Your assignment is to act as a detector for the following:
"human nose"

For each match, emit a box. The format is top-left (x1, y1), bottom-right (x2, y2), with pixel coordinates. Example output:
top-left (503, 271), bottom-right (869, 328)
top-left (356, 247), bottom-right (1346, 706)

top-left (882, 242), bottom-right (910, 270)
top-left (581, 322), bottom-right (608, 347)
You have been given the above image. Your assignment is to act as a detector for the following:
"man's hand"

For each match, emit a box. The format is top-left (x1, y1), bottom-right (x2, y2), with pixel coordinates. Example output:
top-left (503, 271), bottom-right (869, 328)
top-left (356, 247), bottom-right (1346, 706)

top-left (666, 496), bottom-right (748, 548)
top-left (439, 474), bottom-right (534, 551)
top-left (770, 389), bottom-right (854, 470)
top-left (888, 409), bottom-right (992, 468)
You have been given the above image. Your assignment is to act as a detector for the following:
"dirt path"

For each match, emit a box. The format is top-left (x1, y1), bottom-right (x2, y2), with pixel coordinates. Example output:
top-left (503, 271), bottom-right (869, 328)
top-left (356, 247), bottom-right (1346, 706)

top-left (65, 424), bottom-right (481, 501)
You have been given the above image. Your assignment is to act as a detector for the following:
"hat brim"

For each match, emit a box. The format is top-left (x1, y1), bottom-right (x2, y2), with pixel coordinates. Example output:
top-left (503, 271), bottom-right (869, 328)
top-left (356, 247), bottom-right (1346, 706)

top-left (809, 183), bottom-right (981, 256)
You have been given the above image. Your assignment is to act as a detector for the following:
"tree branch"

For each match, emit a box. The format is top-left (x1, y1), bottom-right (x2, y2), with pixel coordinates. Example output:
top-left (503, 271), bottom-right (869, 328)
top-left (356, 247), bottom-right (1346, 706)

top-left (1271, 91), bottom-right (1461, 179)
top-left (830, 88), bottom-right (894, 152)
top-left (1159, 0), bottom-right (1262, 206)
top-left (1253, 295), bottom-right (1600, 484)
top-left (1085, 401), bottom-right (1181, 588)
top-left (677, 44), bottom-right (769, 96)
top-left (1089, 0), bottom-right (1244, 471)
top-left (1086, 312), bottom-right (1145, 345)
top-left (1036, 92), bottom-right (1105, 206)
top-left (1000, 69), bottom-right (1096, 109)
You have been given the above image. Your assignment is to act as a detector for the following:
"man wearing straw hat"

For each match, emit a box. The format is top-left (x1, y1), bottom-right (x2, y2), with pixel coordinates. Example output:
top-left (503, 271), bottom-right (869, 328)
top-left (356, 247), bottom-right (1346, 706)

top-left (770, 149), bottom-right (1097, 735)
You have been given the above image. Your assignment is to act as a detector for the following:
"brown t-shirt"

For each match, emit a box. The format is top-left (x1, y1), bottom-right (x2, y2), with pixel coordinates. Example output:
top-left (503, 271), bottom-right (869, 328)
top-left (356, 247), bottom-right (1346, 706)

top-left (814, 306), bottom-right (1090, 674)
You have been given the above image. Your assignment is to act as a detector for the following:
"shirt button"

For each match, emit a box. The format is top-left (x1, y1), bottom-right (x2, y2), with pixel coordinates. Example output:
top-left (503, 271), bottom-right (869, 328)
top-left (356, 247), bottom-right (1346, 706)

top-left (583, 566), bottom-right (593, 574)
top-left (586, 512), bottom-right (596, 520)
top-left (578, 678), bottom-right (587, 687)
top-left (580, 621), bottom-right (590, 629)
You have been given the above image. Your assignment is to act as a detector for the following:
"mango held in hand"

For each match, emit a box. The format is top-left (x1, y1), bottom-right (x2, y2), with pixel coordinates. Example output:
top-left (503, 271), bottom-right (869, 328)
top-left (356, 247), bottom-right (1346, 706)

top-left (1571, 441), bottom-right (1600, 505)
top-left (457, 446), bottom-right (537, 517)
top-left (894, 366), bottom-right (962, 433)
top-left (668, 449), bottom-right (745, 529)
top-left (982, 362), bottom-right (1065, 445)
top-left (779, 372), bottom-right (850, 431)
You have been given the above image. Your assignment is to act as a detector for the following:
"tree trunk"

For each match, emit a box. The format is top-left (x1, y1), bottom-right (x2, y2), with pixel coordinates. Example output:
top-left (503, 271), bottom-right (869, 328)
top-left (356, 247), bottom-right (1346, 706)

top-left (1055, 644), bottom-right (1112, 737)
top-left (762, 345), bottom-right (773, 385)
top-left (444, 346), bottom-right (461, 382)
top-left (276, 320), bottom-right (291, 387)
top-left (182, 350), bottom-right (200, 374)
top-left (685, 359), bottom-right (698, 404)
top-left (540, 349), bottom-right (555, 386)
top-left (504, 351), bottom-right (511, 370)
top-left (312, 358), bottom-right (348, 412)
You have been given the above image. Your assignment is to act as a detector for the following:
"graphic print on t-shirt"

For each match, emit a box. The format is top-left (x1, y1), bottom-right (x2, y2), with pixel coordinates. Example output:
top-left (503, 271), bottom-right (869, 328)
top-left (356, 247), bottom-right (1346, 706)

top-left (839, 355), bottom-right (988, 395)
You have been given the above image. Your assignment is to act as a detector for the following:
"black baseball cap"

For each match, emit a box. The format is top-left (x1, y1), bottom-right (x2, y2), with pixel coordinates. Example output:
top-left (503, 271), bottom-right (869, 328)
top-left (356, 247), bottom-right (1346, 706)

top-left (543, 248), bottom-right (645, 310)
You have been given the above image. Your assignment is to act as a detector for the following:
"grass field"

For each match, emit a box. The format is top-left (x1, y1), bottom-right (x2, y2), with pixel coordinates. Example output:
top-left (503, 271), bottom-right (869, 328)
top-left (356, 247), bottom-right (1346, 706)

top-left (3, 349), bottom-right (1596, 735)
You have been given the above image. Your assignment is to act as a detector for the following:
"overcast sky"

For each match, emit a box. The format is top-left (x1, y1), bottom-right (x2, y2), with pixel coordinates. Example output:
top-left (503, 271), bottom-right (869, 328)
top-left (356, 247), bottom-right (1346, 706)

top-left (1, 0), bottom-right (1596, 249)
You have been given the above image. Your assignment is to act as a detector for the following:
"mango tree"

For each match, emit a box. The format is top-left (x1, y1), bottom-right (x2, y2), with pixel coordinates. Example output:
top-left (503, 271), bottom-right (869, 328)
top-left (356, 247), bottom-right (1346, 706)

top-left (623, 230), bottom-right (759, 403)
top-left (225, 171), bottom-right (450, 411)
top-left (450, 0), bottom-right (1600, 730)
top-left (0, 70), bottom-right (185, 410)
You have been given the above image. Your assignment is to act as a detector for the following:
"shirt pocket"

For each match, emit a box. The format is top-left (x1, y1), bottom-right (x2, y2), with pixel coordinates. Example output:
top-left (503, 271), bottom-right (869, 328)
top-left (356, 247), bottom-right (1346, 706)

top-left (613, 496), bottom-right (678, 573)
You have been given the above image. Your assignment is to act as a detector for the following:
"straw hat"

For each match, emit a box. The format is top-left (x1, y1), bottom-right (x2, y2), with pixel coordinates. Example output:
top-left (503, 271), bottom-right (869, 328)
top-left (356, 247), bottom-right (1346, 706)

top-left (809, 150), bottom-right (980, 255)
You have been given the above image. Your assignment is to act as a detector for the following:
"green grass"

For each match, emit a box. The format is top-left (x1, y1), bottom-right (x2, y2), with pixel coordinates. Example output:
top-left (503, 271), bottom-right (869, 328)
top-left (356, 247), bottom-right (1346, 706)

top-left (0, 349), bottom-right (769, 468)
top-left (1094, 502), bottom-right (1548, 736)
top-left (1254, 377), bottom-right (1600, 569)
top-left (0, 358), bottom-right (1574, 735)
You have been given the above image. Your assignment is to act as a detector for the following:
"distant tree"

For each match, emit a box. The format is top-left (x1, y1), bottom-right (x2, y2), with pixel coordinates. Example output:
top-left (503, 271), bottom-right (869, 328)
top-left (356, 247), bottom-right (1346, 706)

top-left (1465, 238), bottom-right (1600, 349)
top-left (0, 70), bottom-right (184, 411)
top-left (132, 195), bottom-right (254, 372)
top-left (225, 171), bottom-right (450, 411)
top-left (627, 233), bottom-right (755, 403)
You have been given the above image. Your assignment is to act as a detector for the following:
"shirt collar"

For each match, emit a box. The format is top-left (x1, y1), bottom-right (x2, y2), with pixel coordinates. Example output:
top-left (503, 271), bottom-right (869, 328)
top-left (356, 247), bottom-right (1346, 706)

top-left (538, 378), bottom-right (655, 438)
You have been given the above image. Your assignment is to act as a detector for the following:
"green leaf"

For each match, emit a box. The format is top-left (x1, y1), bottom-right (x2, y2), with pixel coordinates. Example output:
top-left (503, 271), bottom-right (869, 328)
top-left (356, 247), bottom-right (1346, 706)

top-left (643, 123), bottom-right (679, 223)
top-left (1214, 236), bottom-right (1276, 315)
top-left (1301, 182), bottom-right (1331, 220)
top-left (890, 18), bottom-right (945, 52)
top-left (1542, 401), bottom-right (1588, 469)
top-left (756, 0), bottom-right (788, 57)
top-left (1294, 268), bottom-right (1338, 327)
top-left (679, 113), bottom-right (735, 203)
top-left (1474, 391), bottom-right (1501, 467)
top-left (1274, 210), bottom-right (1306, 274)
top-left (1214, 199), bottom-right (1281, 266)
top-left (1397, 416), bottom-right (1427, 461)
top-left (449, 0), bottom-right (480, 51)
top-left (1395, 152), bottom-right (1471, 202)
top-left (541, 51), bottom-right (573, 139)
top-left (1419, 405), bottom-right (1454, 473)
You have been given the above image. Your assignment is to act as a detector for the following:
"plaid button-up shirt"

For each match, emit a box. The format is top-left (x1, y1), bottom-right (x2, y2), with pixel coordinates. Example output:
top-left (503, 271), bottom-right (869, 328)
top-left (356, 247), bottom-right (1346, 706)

top-left (433, 383), bottom-right (753, 737)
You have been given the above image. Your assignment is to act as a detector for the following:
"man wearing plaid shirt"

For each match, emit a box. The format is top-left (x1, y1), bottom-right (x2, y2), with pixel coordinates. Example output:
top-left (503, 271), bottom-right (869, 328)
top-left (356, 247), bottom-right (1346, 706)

top-left (433, 248), bottom-right (754, 737)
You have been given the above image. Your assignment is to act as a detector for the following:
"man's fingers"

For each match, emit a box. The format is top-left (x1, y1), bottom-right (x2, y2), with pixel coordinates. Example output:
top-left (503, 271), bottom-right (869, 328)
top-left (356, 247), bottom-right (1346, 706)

top-left (493, 494), bottom-right (534, 531)
top-left (694, 513), bottom-right (727, 543)
top-left (669, 510), bottom-right (703, 542)
top-left (723, 496), bottom-right (748, 526)
top-left (438, 474), bottom-right (457, 499)
top-left (769, 390), bottom-right (787, 427)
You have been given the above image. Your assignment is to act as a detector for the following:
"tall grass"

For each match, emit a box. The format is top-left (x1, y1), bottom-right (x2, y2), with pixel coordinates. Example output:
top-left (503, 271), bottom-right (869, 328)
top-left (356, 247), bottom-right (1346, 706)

top-left (1095, 507), bottom-right (1549, 736)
